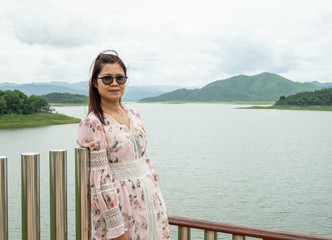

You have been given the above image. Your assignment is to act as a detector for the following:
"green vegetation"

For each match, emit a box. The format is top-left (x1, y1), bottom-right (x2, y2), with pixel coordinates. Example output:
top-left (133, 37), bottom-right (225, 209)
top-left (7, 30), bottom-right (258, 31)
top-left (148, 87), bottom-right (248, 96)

top-left (240, 105), bottom-right (332, 111)
top-left (140, 72), bottom-right (321, 102)
top-left (275, 88), bottom-right (332, 106)
top-left (41, 92), bottom-right (87, 104)
top-left (0, 113), bottom-right (80, 129)
top-left (240, 88), bottom-right (332, 111)
top-left (0, 90), bottom-right (80, 128)
top-left (0, 90), bottom-right (51, 114)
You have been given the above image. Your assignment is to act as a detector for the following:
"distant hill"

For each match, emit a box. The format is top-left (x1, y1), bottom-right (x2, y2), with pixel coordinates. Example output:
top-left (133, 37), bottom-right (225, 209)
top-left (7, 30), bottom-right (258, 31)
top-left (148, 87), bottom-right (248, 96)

top-left (140, 73), bottom-right (322, 102)
top-left (123, 85), bottom-right (180, 101)
top-left (311, 81), bottom-right (332, 89)
top-left (0, 82), bottom-right (182, 101)
top-left (0, 82), bottom-right (88, 96)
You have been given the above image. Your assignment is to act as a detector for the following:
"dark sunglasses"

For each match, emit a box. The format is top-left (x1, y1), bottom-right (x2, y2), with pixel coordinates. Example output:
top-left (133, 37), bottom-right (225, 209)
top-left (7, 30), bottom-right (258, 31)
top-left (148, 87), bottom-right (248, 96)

top-left (96, 75), bottom-right (128, 85)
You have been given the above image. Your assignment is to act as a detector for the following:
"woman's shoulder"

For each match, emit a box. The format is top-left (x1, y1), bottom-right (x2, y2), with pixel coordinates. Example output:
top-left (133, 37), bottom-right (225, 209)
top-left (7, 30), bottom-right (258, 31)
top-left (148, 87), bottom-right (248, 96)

top-left (77, 112), bottom-right (107, 150)
top-left (127, 107), bottom-right (141, 119)
top-left (79, 111), bottom-right (103, 127)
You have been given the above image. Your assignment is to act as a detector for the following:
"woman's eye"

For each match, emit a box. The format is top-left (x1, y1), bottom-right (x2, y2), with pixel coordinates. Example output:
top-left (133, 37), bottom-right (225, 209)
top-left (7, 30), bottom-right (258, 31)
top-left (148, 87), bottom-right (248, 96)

top-left (103, 76), bottom-right (112, 81)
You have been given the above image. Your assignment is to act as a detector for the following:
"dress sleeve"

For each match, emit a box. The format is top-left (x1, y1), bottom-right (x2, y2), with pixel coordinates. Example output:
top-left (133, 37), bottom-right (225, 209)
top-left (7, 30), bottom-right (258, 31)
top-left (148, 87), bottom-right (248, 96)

top-left (77, 116), bottom-right (125, 239)
top-left (146, 157), bottom-right (160, 181)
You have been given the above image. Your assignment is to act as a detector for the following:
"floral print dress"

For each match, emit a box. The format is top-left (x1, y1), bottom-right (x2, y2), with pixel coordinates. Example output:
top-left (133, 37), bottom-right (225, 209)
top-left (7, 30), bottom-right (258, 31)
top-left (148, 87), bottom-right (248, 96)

top-left (77, 108), bottom-right (170, 240)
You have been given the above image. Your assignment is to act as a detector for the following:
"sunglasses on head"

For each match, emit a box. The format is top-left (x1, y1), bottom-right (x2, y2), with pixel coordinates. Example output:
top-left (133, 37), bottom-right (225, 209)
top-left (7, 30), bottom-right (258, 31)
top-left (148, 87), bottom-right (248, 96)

top-left (96, 75), bottom-right (128, 85)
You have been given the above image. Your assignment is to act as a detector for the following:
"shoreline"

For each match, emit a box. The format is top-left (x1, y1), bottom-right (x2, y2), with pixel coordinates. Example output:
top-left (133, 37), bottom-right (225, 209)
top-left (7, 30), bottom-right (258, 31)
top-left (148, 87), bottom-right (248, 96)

top-left (49, 103), bottom-right (87, 106)
top-left (46, 102), bottom-right (332, 111)
top-left (0, 113), bottom-right (81, 129)
top-left (138, 101), bottom-right (275, 105)
top-left (238, 105), bottom-right (332, 111)
top-left (50, 101), bottom-right (277, 105)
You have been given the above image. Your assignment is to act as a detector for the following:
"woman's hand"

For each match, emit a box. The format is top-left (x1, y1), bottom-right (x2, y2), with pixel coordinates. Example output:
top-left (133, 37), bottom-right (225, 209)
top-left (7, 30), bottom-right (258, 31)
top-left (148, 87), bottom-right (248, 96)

top-left (112, 231), bottom-right (128, 240)
top-left (153, 172), bottom-right (160, 181)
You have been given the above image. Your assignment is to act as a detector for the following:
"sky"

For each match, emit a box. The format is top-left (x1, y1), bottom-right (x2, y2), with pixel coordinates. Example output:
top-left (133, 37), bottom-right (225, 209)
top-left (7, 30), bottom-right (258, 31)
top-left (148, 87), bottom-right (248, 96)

top-left (0, 0), bottom-right (331, 87)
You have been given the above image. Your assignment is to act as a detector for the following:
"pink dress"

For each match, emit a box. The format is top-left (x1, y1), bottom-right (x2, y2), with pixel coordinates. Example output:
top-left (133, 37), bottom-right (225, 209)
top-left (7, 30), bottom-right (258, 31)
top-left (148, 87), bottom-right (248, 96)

top-left (77, 108), bottom-right (170, 240)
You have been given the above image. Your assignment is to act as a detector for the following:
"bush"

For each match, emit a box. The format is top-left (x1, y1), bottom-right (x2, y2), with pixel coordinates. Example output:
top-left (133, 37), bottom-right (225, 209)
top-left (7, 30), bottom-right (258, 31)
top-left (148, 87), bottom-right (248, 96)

top-left (0, 90), bottom-right (52, 115)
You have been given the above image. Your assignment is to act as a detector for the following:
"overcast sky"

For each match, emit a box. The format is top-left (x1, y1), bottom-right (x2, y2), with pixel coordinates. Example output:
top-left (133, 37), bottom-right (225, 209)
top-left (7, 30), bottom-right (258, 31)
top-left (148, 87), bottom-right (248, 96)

top-left (0, 0), bottom-right (331, 87)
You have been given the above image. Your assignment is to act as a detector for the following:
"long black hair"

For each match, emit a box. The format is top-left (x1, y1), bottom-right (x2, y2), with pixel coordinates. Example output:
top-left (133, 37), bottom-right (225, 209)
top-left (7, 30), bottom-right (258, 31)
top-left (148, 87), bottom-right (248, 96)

top-left (88, 50), bottom-right (127, 125)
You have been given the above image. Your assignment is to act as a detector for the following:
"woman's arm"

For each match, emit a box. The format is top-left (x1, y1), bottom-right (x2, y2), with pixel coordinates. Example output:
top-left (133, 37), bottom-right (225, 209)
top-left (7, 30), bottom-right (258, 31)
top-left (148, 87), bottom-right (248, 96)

top-left (77, 116), bottom-right (125, 239)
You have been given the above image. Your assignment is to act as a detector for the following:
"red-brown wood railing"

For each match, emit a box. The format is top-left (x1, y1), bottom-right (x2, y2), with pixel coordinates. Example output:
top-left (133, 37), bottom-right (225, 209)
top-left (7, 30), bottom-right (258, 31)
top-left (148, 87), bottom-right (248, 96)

top-left (168, 215), bottom-right (332, 240)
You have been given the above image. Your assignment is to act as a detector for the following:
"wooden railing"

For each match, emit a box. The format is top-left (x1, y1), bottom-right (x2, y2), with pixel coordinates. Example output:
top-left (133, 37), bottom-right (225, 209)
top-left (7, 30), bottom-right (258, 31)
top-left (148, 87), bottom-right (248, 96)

top-left (169, 215), bottom-right (332, 240)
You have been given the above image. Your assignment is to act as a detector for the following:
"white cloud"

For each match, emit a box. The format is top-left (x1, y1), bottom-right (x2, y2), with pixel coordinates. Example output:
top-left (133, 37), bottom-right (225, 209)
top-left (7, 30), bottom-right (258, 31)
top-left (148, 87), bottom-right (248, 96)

top-left (0, 0), bottom-right (332, 86)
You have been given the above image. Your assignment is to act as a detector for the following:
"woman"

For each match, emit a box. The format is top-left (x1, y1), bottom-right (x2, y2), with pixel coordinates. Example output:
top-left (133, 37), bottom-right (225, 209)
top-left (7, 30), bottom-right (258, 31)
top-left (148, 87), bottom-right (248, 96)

top-left (77, 50), bottom-right (170, 240)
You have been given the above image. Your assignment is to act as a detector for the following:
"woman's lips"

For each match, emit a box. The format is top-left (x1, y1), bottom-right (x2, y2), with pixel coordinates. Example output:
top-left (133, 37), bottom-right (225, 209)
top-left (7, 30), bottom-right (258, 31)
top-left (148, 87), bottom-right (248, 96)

top-left (109, 89), bottom-right (120, 93)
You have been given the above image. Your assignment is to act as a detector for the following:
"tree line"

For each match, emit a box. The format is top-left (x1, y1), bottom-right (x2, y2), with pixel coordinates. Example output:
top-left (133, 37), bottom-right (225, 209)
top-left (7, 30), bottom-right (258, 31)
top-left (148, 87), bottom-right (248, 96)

top-left (275, 88), bottom-right (332, 106)
top-left (0, 90), bottom-right (51, 115)
top-left (41, 92), bottom-right (87, 104)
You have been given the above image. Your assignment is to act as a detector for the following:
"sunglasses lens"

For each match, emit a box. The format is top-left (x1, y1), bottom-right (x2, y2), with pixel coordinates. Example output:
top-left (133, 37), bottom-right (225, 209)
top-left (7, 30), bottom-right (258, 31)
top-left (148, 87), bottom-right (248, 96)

top-left (101, 76), bottom-right (113, 85)
top-left (99, 75), bottom-right (127, 85)
top-left (116, 76), bottom-right (127, 85)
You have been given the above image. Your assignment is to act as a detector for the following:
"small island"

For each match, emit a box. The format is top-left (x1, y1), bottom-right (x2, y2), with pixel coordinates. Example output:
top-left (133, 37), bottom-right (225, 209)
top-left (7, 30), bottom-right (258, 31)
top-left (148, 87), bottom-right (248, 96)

top-left (41, 92), bottom-right (87, 105)
top-left (241, 88), bottom-right (332, 111)
top-left (0, 90), bottom-right (80, 129)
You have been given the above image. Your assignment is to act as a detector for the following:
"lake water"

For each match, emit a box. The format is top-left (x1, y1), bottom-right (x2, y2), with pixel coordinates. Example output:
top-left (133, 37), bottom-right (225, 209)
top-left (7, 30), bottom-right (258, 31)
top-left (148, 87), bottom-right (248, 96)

top-left (1, 103), bottom-right (331, 239)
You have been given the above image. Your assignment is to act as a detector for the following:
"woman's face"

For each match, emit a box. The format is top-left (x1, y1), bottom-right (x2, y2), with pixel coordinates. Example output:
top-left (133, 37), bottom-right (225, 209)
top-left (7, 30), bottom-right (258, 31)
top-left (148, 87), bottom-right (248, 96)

top-left (95, 63), bottom-right (126, 105)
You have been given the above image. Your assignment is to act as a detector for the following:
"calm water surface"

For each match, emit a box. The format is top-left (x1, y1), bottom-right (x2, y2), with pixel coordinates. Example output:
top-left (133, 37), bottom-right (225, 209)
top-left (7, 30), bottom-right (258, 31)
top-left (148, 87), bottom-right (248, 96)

top-left (1, 103), bottom-right (331, 239)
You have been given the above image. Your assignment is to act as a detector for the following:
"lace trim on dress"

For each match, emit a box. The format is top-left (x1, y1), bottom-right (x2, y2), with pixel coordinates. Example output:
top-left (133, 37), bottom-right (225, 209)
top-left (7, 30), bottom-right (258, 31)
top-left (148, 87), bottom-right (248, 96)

top-left (109, 157), bottom-right (149, 181)
top-left (90, 149), bottom-right (108, 170)
top-left (141, 176), bottom-right (161, 239)
top-left (102, 206), bottom-right (124, 230)
top-left (91, 182), bottom-right (118, 196)
top-left (109, 156), bottom-right (160, 239)
top-left (129, 130), bottom-right (142, 159)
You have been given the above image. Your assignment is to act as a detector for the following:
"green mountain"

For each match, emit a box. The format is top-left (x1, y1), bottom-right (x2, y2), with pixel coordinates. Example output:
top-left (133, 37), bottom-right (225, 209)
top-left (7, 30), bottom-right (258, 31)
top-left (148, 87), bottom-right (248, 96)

top-left (140, 72), bottom-right (322, 102)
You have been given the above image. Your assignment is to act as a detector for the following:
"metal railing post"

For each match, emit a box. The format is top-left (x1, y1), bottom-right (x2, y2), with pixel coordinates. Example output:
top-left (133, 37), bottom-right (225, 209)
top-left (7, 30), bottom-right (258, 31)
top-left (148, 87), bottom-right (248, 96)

top-left (178, 226), bottom-right (191, 240)
top-left (205, 230), bottom-right (217, 240)
top-left (0, 156), bottom-right (8, 240)
top-left (21, 153), bottom-right (40, 240)
top-left (50, 150), bottom-right (67, 240)
top-left (75, 147), bottom-right (91, 240)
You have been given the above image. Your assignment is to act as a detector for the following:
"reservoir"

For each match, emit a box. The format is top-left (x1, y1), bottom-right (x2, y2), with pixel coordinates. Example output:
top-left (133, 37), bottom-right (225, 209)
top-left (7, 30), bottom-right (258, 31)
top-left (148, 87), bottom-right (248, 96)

top-left (1, 103), bottom-right (331, 239)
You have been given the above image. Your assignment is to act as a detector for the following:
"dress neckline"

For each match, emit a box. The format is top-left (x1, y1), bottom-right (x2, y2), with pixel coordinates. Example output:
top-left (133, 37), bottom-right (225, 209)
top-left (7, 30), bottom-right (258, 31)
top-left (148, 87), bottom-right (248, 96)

top-left (103, 108), bottom-right (133, 131)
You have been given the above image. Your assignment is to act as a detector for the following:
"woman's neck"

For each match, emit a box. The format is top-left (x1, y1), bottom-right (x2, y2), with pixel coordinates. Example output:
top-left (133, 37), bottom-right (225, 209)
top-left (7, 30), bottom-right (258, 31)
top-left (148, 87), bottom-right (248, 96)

top-left (101, 100), bottom-right (122, 114)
